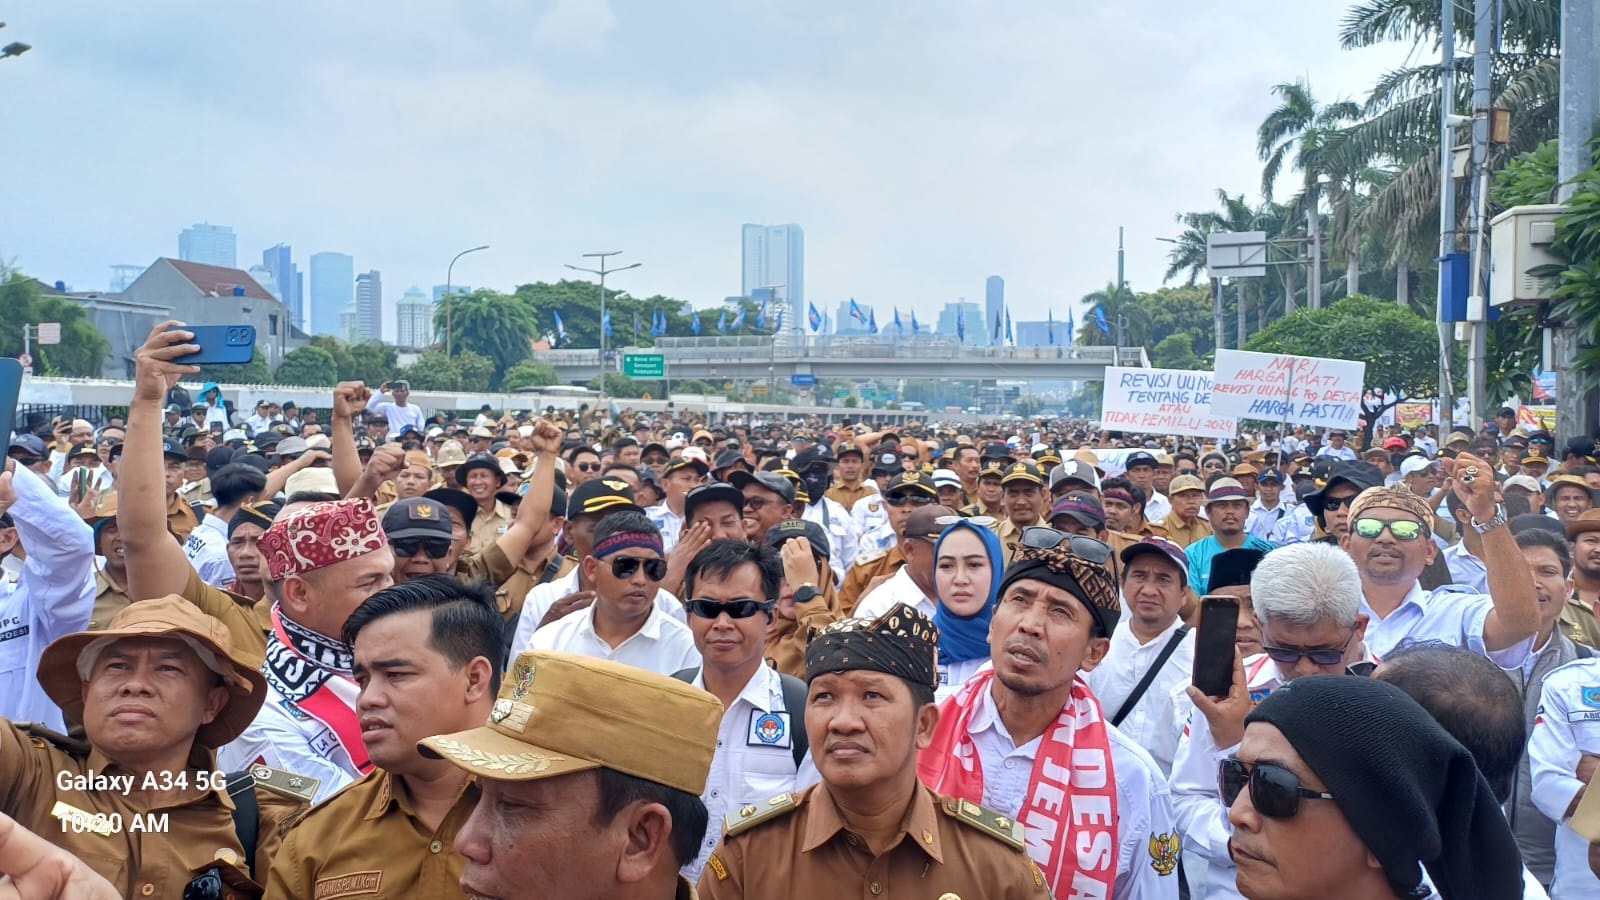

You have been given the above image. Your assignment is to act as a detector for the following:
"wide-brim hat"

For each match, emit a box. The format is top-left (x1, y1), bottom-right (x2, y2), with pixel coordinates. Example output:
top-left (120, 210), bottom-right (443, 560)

top-left (38, 596), bottom-right (267, 748)
top-left (458, 454), bottom-right (509, 486)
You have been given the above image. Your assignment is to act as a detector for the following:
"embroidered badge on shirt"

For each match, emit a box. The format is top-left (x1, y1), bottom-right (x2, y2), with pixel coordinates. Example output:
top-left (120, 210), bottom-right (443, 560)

top-left (313, 870), bottom-right (382, 899)
top-left (1582, 686), bottom-right (1600, 709)
top-left (747, 711), bottom-right (791, 749)
top-left (1149, 832), bottom-right (1181, 876)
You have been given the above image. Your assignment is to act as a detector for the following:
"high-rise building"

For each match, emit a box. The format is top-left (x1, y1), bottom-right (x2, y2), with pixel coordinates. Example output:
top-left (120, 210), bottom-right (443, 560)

top-left (339, 306), bottom-right (360, 345)
top-left (1014, 320), bottom-right (1058, 348)
top-left (178, 223), bottom-right (236, 269)
top-left (936, 300), bottom-right (983, 340)
top-left (309, 252), bottom-right (355, 337)
top-left (261, 244), bottom-right (304, 330)
top-left (741, 224), bottom-right (804, 336)
top-left (432, 284), bottom-right (471, 302)
top-left (834, 299), bottom-right (871, 336)
top-left (984, 276), bottom-right (1005, 346)
top-left (355, 271), bottom-right (383, 343)
top-left (396, 286), bottom-right (434, 348)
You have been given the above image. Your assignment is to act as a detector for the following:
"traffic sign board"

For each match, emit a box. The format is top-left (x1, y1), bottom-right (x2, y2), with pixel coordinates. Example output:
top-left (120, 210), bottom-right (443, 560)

top-left (621, 353), bottom-right (666, 379)
top-left (791, 373), bottom-right (817, 387)
top-left (37, 323), bottom-right (60, 345)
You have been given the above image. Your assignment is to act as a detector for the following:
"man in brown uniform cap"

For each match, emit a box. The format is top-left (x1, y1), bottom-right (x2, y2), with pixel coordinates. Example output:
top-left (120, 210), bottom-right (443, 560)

top-left (421, 651), bottom-right (723, 899)
top-left (698, 604), bottom-right (1049, 899)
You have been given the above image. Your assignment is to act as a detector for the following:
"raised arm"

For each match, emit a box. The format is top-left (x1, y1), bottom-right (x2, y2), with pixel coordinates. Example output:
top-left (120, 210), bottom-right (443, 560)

top-left (1454, 451), bottom-right (1539, 651)
top-left (4, 460), bottom-right (95, 638)
top-left (345, 445), bottom-right (406, 500)
top-left (261, 450), bottom-right (329, 500)
top-left (121, 322), bottom-right (203, 601)
top-left (332, 382), bottom-right (372, 495)
top-left (494, 419), bottom-right (562, 564)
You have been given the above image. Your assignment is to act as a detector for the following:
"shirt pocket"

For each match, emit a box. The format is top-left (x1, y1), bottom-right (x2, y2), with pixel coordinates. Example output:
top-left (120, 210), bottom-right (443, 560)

top-left (739, 744), bottom-right (799, 801)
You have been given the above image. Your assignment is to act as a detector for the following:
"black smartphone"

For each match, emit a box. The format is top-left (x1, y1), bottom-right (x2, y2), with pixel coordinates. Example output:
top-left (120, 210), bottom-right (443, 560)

top-left (1193, 594), bottom-right (1241, 699)
top-left (168, 324), bottom-right (256, 365)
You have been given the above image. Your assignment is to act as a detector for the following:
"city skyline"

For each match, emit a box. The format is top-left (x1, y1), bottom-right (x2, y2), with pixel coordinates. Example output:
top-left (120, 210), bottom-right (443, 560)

top-left (2, 4), bottom-right (1409, 330)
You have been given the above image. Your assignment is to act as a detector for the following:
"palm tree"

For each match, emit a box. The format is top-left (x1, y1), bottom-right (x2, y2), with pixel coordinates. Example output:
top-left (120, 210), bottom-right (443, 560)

top-left (1076, 281), bottom-right (1146, 349)
top-left (1163, 190), bottom-right (1290, 347)
top-left (1258, 80), bottom-right (1363, 307)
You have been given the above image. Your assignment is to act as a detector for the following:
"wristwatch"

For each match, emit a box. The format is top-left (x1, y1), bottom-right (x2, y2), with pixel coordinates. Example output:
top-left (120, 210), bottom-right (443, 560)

top-left (1471, 505), bottom-right (1508, 534)
top-left (793, 584), bottom-right (821, 605)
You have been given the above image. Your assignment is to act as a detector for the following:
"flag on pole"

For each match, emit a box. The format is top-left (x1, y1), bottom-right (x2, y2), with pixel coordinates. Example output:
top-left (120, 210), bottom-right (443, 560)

top-left (1094, 306), bottom-right (1111, 335)
top-left (732, 305), bottom-right (746, 331)
top-left (553, 310), bottom-right (567, 343)
top-left (808, 302), bottom-right (822, 332)
top-left (1047, 309), bottom-right (1055, 345)
top-left (603, 310), bottom-right (613, 337)
top-left (757, 301), bottom-right (766, 330)
top-left (957, 308), bottom-right (966, 343)
top-left (868, 307), bottom-right (878, 335)
top-left (775, 307), bottom-right (785, 332)
top-left (892, 307), bottom-right (903, 335)
top-left (849, 298), bottom-right (865, 322)
top-left (632, 311), bottom-right (640, 342)
top-left (911, 310), bottom-right (920, 335)
top-left (692, 311), bottom-right (702, 335)
top-left (1005, 308), bottom-right (1013, 344)
top-left (1067, 308), bottom-right (1076, 345)
top-left (717, 309), bottom-right (728, 334)
top-left (993, 311), bottom-right (1001, 341)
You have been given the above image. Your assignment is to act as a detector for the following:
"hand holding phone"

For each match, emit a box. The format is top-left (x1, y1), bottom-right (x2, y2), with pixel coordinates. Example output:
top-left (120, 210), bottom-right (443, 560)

top-left (1192, 595), bottom-right (1241, 699)
top-left (166, 325), bottom-right (256, 366)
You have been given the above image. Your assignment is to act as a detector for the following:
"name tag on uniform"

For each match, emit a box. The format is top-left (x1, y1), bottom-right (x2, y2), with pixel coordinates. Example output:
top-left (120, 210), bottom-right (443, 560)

top-left (747, 711), bottom-right (792, 749)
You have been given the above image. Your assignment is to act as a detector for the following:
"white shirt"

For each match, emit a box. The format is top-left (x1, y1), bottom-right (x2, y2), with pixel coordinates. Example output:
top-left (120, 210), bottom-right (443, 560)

top-left (963, 672), bottom-right (1180, 900)
top-left (529, 602), bottom-right (700, 676)
top-left (1441, 543), bottom-right (1489, 594)
top-left (508, 568), bottom-right (683, 659)
top-left (1245, 496), bottom-right (1291, 543)
top-left (1361, 582), bottom-right (1534, 669)
top-left (1085, 617), bottom-right (1194, 774)
top-left (935, 656), bottom-right (988, 703)
top-left (851, 567), bottom-right (935, 622)
top-left (364, 394), bottom-right (425, 434)
top-left (217, 673), bottom-right (362, 805)
top-left (850, 494), bottom-right (890, 543)
top-left (55, 465), bottom-right (114, 500)
top-left (1316, 444), bottom-right (1357, 460)
top-left (183, 513), bottom-right (234, 587)
top-left (1144, 490), bottom-right (1172, 524)
top-left (1267, 504), bottom-right (1316, 546)
top-left (0, 466), bottom-right (96, 731)
top-left (801, 497), bottom-right (858, 583)
top-left (243, 412), bottom-right (274, 435)
top-left (684, 665), bottom-right (805, 882)
top-left (645, 503), bottom-right (685, 555)
top-left (1528, 659), bottom-right (1600, 899)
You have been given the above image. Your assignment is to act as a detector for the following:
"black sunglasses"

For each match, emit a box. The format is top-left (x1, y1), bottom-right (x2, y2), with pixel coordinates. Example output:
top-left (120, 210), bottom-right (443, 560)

top-left (1018, 526), bottom-right (1112, 565)
top-left (575, 462), bottom-right (602, 472)
top-left (1321, 495), bottom-right (1356, 511)
top-left (642, 455), bottom-right (670, 465)
top-left (391, 538), bottom-right (454, 559)
top-left (610, 556), bottom-right (668, 582)
top-left (685, 598), bottom-right (774, 619)
top-left (1261, 632), bottom-right (1354, 667)
top-left (884, 492), bottom-right (935, 508)
top-left (1218, 758), bottom-right (1335, 819)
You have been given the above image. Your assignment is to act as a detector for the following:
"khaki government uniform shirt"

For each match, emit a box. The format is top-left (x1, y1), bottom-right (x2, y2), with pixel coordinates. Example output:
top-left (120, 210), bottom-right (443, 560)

top-left (764, 579), bottom-right (843, 679)
top-left (1158, 512), bottom-right (1212, 550)
top-left (168, 492), bottom-right (201, 541)
top-left (90, 567), bottom-right (133, 631)
top-left (466, 501), bottom-right (514, 556)
top-left (1560, 595), bottom-right (1600, 649)
top-left (268, 769), bottom-right (479, 899)
top-left (825, 482), bottom-right (875, 513)
top-left (0, 724), bottom-right (305, 899)
top-left (697, 782), bottom-right (1049, 899)
top-left (838, 545), bottom-right (904, 618)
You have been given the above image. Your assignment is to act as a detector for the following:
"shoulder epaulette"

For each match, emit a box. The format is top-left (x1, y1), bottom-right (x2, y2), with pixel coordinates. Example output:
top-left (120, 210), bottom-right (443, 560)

top-left (854, 548), bottom-right (887, 568)
top-left (724, 793), bottom-right (798, 837)
top-left (18, 723), bottom-right (90, 757)
top-left (247, 764), bottom-right (320, 803)
top-left (942, 797), bottom-right (1025, 851)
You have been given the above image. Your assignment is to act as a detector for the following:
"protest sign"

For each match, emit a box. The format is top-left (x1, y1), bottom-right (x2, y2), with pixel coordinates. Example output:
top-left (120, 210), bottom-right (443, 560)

top-left (1395, 402), bottom-right (1433, 430)
top-left (1519, 406), bottom-right (1556, 432)
top-left (1099, 367), bottom-right (1238, 441)
top-left (1211, 349), bottom-right (1365, 430)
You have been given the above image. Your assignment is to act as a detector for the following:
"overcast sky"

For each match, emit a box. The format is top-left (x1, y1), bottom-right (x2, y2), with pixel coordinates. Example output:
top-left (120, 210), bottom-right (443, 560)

top-left (2, 1), bottom-right (1416, 341)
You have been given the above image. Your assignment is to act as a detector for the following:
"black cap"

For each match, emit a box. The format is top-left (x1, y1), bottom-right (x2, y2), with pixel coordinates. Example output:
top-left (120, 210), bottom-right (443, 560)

top-left (684, 482), bottom-right (746, 522)
top-left (980, 441), bottom-right (1011, 460)
top-left (766, 518), bottom-right (831, 558)
top-left (160, 438), bottom-right (187, 461)
top-left (7, 434), bottom-right (46, 457)
top-left (885, 470), bottom-right (938, 498)
top-left (712, 449), bottom-right (747, 472)
top-left (205, 446), bottom-right (236, 477)
top-left (382, 497), bottom-right (455, 541)
top-left (836, 443), bottom-right (864, 459)
top-left (566, 477), bottom-right (641, 520)
top-left (730, 470), bottom-right (796, 505)
top-left (1124, 451), bottom-right (1158, 470)
top-left (792, 447), bottom-right (835, 470)
top-left (999, 461), bottom-right (1044, 487)
top-left (870, 450), bottom-right (904, 475)
top-left (1304, 460), bottom-right (1385, 520)
top-left (67, 442), bottom-right (99, 462)
top-left (664, 456), bottom-right (711, 478)
top-left (422, 488), bottom-right (478, 529)
top-left (456, 453), bottom-right (508, 487)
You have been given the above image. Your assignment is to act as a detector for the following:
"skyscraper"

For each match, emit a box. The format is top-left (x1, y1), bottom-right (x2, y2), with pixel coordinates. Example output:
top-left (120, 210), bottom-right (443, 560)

top-left (356, 271), bottom-right (383, 343)
top-left (741, 224), bottom-right (804, 336)
top-left (936, 300), bottom-right (983, 339)
top-left (261, 244), bottom-right (304, 330)
top-left (178, 223), bottom-right (236, 268)
top-left (396, 286), bottom-right (434, 348)
top-left (309, 252), bottom-right (355, 337)
top-left (985, 276), bottom-right (1004, 346)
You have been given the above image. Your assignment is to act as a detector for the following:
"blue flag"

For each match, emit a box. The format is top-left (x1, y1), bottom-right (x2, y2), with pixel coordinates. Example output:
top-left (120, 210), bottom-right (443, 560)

top-left (957, 308), bottom-right (966, 344)
top-left (1005, 308), bottom-right (1013, 344)
top-left (757, 302), bottom-right (766, 330)
top-left (849, 298), bottom-right (865, 322)
top-left (1048, 309), bottom-right (1055, 345)
top-left (733, 305), bottom-right (746, 331)
top-left (774, 307), bottom-right (785, 332)
top-left (553, 310), bottom-right (567, 343)
top-left (603, 310), bottom-right (613, 337)
top-left (892, 307), bottom-right (902, 335)
top-left (1095, 306), bottom-right (1111, 335)
top-left (911, 310), bottom-right (920, 335)
top-left (1067, 308), bottom-right (1076, 345)
top-left (808, 303), bottom-right (821, 332)
top-left (692, 311), bottom-right (702, 335)
top-left (994, 311), bottom-right (1001, 341)
top-left (717, 309), bottom-right (727, 334)
top-left (868, 307), bottom-right (878, 335)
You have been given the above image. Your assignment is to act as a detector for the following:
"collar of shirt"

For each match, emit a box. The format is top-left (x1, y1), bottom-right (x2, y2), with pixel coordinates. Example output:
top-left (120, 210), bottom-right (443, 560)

top-left (200, 514), bottom-right (229, 538)
top-left (363, 768), bottom-right (478, 822)
top-left (693, 662), bottom-right (783, 715)
top-left (1113, 614), bottom-right (1186, 651)
top-left (964, 677), bottom-right (1041, 758)
top-left (1360, 580), bottom-right (1429, 628)
top-left (800, 780), bottom-right (946, 864)
top-left (578, 600), bottom-right (667, 644)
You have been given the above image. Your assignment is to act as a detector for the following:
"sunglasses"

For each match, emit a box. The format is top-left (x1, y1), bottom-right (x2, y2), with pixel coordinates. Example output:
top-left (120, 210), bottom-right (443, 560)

top-left (1218, 758), bottom-right (1335, 819)
top-left (1321, 495), bottom-right (1357, 511)
top-left (642, 456), bottom-right (670, 465)
top-left (744, 497), bottom-right (781, 513)
top-left (884, 492), bottom-right (935, 508)
top-left (391, 538), bottom-right (454, 559)
top-left (685, 598), bottom-right (774, 619)
top-left (1352, 517), bottom-right (1425, 541)
top-left (1261, 632), bottom-right (1353, 667)
top-left (575, 462), bottom-right (602, 472)
top-left (1018, 526), bottom-right (1113, 565)
top-left (610, 556), bottom-right (668, 582)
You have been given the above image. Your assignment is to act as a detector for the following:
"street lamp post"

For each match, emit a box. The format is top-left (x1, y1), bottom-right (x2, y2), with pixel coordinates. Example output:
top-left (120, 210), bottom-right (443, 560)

top-left (757, 283), bottom-right (786, 400)
top-left (565, 252), bottom-right (641, 410)
top-left (444, 244), bottom-right (489, 357)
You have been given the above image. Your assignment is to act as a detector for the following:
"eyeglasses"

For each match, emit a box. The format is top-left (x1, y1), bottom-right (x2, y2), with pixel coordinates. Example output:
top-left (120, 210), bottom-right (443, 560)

top-left (1218, 758), bottom-right (1335, 819)
top-left (391, 538), bottom-right (454, 559)
top-left (685, 598), bottom-right (775, 619)
top-left (184, 867), bottom-right (223, 900)
top-left (744, 497), bottom-right (780, 513)
top-left (575, 462), bottom-right (602, 472)
top-left (610, 556), bottom-right (668, 581)
top-left (937, 514), bottom-right (997, 529)
top-left (642, 456), bottom-right (670, 465)
top-left (884, 492), bottom-right (935, 508)
top-left (1018, 526), bottom-right (1113, 565)
top-left (1352, 517), bottom-right (1425, 541)
top-left (1261, 632), bottom-right (1354, 667)
top-left (1321, 494), bottom-right (1357, 511)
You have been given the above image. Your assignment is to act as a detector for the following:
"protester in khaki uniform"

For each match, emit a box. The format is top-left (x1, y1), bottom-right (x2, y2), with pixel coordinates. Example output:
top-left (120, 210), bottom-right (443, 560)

top-left (268, 576), bottom-right (503, 899)
top-left (825, 444), bottom-right (875, 513)
top-left (839, 472), bottom-right (935, 616)
top-left (1158, 474), bottom-right (1213, 549)
top-left (995, 461), bottom-right (1046, 566)
top-left (764, 520), bottom-right (842, 679)
top-left (85, 494), bottom-right (133, 630)
top-left (420, 651), bottom-right (722, 900)
top-left (698, 604), bottom-right (1049, 898)
top-left (1, 597), bottom-right (311, 898)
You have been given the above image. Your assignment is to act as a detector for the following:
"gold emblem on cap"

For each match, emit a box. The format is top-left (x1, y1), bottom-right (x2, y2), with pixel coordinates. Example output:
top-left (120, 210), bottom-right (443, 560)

top-left (602, 478), bottom-right (629, 491)
top-left (939, 894), bottom-right (961, 900)
top-left (922, 830), bottom-right (934, 844)
top-left (509, 659), bottom-right (537, 701)
top-left (428, 738), bottom-right (560, 777)
top-left (415, 502), bottom-right (434, 518)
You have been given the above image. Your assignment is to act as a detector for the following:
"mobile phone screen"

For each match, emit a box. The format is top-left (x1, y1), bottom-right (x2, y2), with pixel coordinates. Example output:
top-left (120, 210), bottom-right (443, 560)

top-left (1193, 595), bottom-right (1241, 699)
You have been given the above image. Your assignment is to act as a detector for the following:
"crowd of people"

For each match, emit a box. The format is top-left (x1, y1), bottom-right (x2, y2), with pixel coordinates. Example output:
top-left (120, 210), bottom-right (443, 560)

top-left (3, 320), bottom-right (1600, 898)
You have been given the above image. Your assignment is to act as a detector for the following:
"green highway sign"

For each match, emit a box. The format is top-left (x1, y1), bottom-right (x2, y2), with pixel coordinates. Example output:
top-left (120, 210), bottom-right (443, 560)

top-left (622, 353), bottom-right (666, 379)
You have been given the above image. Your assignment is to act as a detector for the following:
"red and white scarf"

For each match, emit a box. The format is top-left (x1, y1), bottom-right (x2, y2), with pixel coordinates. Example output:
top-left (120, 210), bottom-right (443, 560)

top-left (263, 604), bottom-right (372, 776)
top-left (919, 670), bottom-right (1118, 898)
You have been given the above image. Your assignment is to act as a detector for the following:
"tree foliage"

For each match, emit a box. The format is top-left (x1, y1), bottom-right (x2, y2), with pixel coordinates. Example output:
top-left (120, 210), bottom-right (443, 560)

top-left (0, 270), bottom-right (111, 377)
top-left (273, 346), bottom-right (340, 387)
top-left (503, 360), bottom-right (560, 391)
top-left (400, 350), bottom-right (493, 392)
top-left (1150, 333), bottom-right (1204, 370)
top-left (196, 349), bottom-right (272, 386)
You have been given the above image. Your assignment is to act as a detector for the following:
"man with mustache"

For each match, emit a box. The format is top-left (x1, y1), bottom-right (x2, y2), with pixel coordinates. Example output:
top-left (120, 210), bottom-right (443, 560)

top-left (701, 604), bottom-right (1049, 898)
top-left (919, 539), bottom-right (1179, 899)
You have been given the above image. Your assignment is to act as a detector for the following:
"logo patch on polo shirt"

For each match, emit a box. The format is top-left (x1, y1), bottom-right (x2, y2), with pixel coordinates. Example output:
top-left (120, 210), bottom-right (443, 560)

top-left (747, 711), bottom-right (791, 748)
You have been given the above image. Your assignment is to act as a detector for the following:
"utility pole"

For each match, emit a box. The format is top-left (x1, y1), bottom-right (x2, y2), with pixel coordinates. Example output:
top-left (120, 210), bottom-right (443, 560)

top-left (565, 252), bottom-right (641, 412)
top-left (1555, 0), bottom-right (1600, 444)
top-left (1307, 198), bottom-right (1322, 310)
top-left (1117, 226), bottom-right (1126, 288)
top-left (1436, 0), bottom-right (1458, 428)
top-left (1465, 0), bottom-right (1496, 428)
top-left (444, 244), bottom-right (488, 358)
top-left (1213, 278), bottom-right (1226, 354)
